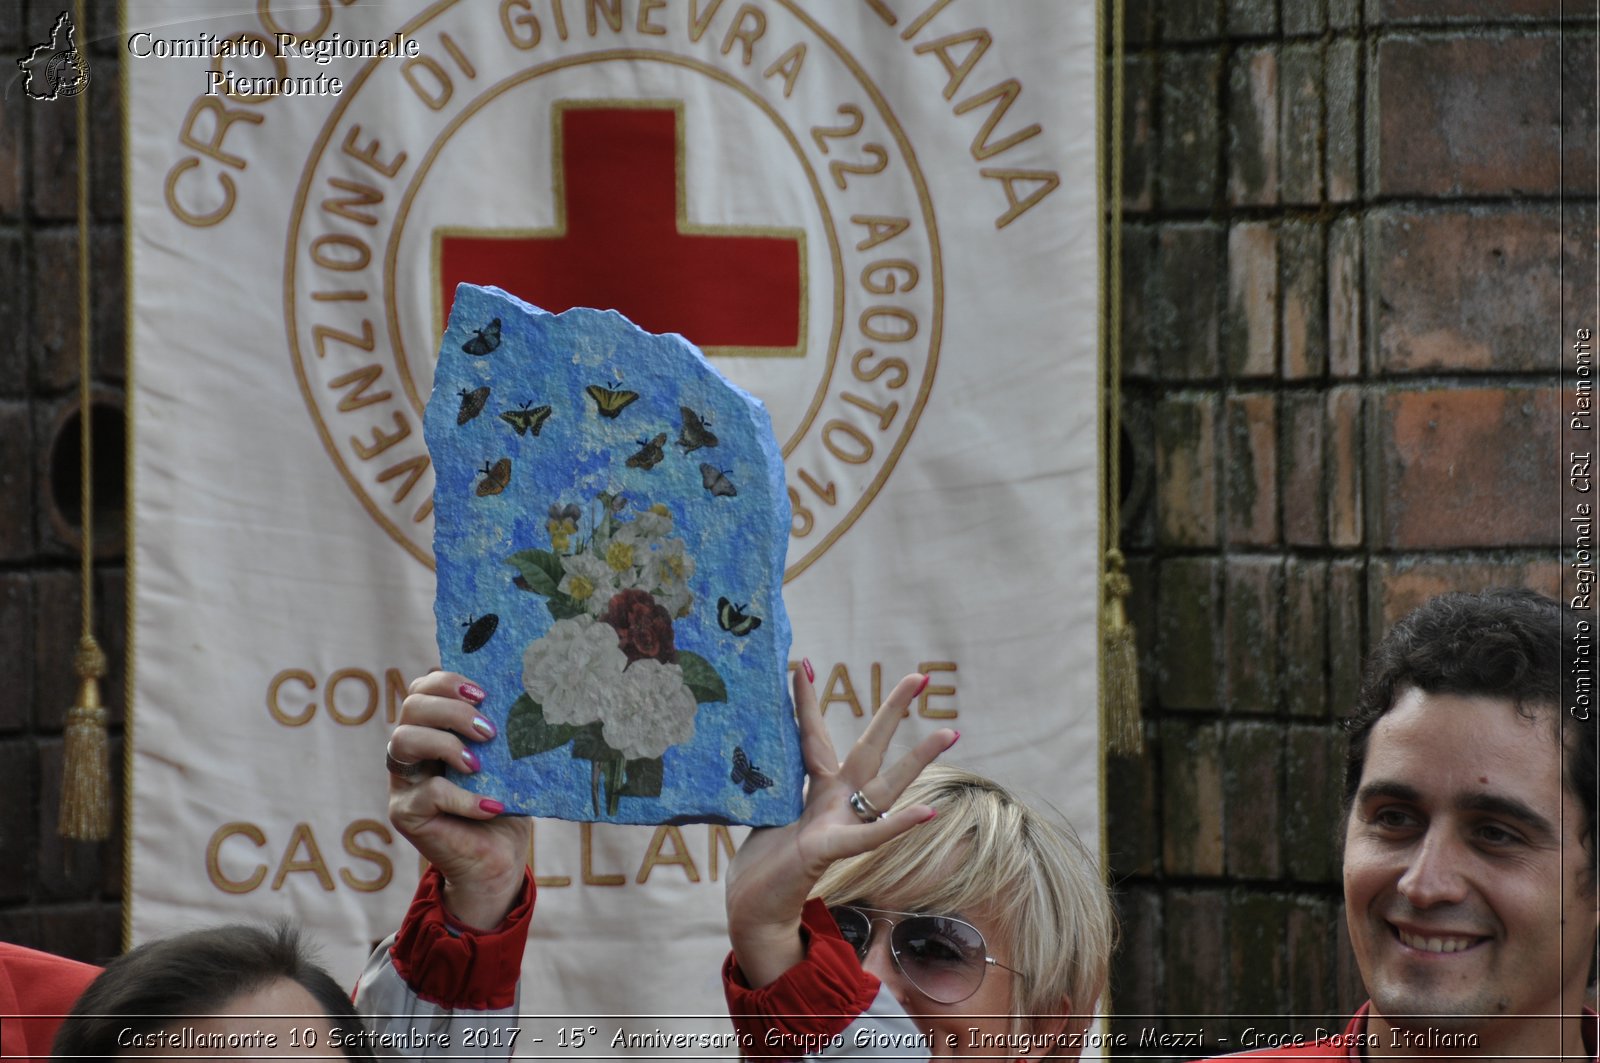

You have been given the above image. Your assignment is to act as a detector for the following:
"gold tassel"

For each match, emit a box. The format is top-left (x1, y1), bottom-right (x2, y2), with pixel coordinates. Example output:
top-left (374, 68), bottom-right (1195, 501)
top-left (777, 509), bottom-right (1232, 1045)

top-left (1102, 550), bottom-right (1144, 756)
top-left (59, 634), bottom-right (111, 841)
top-left (60, 0), bottom-right (110, 845)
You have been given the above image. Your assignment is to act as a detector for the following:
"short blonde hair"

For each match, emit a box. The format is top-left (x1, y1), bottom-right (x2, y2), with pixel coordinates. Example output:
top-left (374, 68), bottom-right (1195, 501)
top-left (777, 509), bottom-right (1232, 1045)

top-left (813, 765), bottom-right (1114, 1033)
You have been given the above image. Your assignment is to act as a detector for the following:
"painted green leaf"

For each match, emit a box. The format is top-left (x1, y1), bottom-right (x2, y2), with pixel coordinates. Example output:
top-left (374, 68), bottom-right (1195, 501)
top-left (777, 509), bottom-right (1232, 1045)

top-left (568, 722), bottom-right (614, 762)
top-left (546, 593), bottom-right (586, 620)
top-left (605, 756), bottom-right (626, 816)
top-left (505, 550), bottom-right (564, 596)
top-left (505, 694), bottom-right (578, 758)
top-left (617, 756), bottom-right (664, 798)
top-left (677, 650), bottom-right (727, 704)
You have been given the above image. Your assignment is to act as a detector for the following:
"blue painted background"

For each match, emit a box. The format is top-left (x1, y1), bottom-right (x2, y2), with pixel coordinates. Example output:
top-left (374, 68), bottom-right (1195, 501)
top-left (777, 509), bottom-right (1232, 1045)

top-left (424, 284), bottom-right (801, 825)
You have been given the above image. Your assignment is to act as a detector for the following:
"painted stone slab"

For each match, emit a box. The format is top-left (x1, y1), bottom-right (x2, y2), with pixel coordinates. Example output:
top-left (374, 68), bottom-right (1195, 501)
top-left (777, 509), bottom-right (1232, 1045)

top-left (425, 284), bottom-right (801, 826)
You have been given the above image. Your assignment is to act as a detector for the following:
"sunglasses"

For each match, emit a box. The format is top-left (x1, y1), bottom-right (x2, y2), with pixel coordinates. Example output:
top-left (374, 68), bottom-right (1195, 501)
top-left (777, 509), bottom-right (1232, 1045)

top-left (828, 904), bottom-right (1023, 1005)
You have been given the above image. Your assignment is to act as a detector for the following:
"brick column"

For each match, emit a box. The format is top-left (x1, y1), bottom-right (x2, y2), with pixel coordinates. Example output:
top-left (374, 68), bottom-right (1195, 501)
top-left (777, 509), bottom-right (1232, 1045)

top-left (1108, 0), bottom-right (1593, 1054)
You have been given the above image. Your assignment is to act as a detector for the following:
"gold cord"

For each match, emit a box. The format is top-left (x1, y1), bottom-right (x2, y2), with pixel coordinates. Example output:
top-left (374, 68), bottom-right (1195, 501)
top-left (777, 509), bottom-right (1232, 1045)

top-left (1100, 0), bottom-right (1143, 757)
top-left (60, 0), bottom-right (111, 841)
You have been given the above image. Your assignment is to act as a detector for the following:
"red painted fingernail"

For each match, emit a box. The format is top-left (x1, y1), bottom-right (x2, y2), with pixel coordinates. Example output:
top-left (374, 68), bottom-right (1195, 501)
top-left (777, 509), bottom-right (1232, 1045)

top-left (479, 798), bottom-right (504, 815)
top-left (948, 730), bottom-right (961, 748)
top-left (921, 808), bottom-right (939, 823)
top-left (472, 715), bottom-right (496, 739)
top-left (461, 748), bottom-right (481, 772)
top-left (459, 682), bottom-right (486, 704)
top-left (914, 674), bottom-right (931, 698)
top-left (802, 658), bottom-right (815, 684)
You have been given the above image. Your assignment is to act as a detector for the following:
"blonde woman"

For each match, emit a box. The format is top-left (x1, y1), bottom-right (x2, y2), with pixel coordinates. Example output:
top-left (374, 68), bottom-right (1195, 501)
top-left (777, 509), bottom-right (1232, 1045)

top-left (724, 666), bottom-right (1115, 1060)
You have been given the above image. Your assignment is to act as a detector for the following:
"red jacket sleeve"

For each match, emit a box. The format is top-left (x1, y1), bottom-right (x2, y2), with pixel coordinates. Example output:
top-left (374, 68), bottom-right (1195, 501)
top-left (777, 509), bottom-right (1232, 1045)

top-left (0, 942), bottom-right (102, 1063)
top-left (384, 865), bottom-right (534, 1011)
top-left (723, 898), bottom-right (881, 1059)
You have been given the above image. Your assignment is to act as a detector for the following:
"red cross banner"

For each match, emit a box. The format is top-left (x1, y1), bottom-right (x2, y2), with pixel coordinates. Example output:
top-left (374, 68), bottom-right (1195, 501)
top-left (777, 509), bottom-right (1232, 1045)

top-left (126, 0), bottom-right (1099, 1041)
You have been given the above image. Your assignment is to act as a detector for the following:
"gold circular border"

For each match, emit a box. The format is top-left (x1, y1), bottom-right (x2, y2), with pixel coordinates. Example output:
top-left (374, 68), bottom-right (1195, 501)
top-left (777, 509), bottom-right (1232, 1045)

top-left (773, 1), bottom-right (943, 582)
top-left (283, 0), bottom-right (457, 570)
top-left (284, 2), bottom-right (944, 580)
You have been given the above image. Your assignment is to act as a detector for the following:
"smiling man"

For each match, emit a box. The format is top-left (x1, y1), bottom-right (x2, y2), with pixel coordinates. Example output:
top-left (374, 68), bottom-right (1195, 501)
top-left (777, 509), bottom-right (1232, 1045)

top-left (1207, 589), bottom-right (1598, 1061)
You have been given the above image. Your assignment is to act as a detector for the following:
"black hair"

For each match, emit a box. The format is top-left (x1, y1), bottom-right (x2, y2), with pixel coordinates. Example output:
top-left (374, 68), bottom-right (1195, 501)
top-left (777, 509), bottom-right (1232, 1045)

top-left (1343, 588), bottom-right (1597, 880)
top-left (52, 922), bottom-right (374, 1061)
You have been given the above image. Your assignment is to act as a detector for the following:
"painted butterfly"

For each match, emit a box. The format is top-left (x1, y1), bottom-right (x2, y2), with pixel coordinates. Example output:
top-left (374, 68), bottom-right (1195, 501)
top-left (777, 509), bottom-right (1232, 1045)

top-left (626, 432), bottom-right (668, 470)
top-left (461, 614), bottom-right (499, 654)
top-left (462, 318), bottom-right (501, 356)
top-left (476, 457), bottom-right (511, 496)
top-left (717, 597), bottom-right (762, 636)
top-left (730, 746), bottom-right (774, 794)
top-left (457, 386), bottom-right (490, 425)
top-left (699, 463), bottom-right (737, 498)
top-left (677, 406), bottom-right (718, 452)
top-left (500, 401), bottom-right (553, 437)
top-left (585, 383), bottom-right (639, 418)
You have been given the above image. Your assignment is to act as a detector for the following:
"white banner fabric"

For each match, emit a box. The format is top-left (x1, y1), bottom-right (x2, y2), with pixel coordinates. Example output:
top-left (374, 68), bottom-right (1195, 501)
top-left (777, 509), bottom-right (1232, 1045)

top-left (127, 0), bottom-right (1099, 1047)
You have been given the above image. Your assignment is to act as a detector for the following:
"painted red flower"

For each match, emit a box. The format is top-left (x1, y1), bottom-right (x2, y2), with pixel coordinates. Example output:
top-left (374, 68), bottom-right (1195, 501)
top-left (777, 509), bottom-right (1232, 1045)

top-left (601, 589), bottom-right (678, 664)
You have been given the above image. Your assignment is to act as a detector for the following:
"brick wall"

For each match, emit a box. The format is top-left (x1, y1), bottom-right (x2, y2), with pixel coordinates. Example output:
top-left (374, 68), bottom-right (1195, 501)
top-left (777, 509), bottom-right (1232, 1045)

top-left (0, 0), bottom-right (1592, 1050)
top-left (1107, 0), bottom-right (1594, 1053)
top-left (0, 0), bottom-right (125, 962)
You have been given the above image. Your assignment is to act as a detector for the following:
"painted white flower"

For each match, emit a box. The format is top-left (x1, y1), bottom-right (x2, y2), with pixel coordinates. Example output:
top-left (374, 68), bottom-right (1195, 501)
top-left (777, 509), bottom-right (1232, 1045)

top-left (607, 562), bottom-right (651, 597)
top-left (599, 658), bottom-right (698, 760)
top-left (630, 531), bottom-right (688, 589)
top-left (633, 538), bottom-right (694, 618)
top-left (630, 507), bottom-right (674, 539)
top-left (644, 537), bottom-right (695, 587)
top-left (522, 615), bottom-right (627, 726)
top-left (595, 520), bottom-right (670, 596)
top-left (656, 584), bottom-right (694, 620)
top-left (602, 537), bottom-right (638, 573)
top-left (558, 552), bottom-right (613, 611)
top-left (607, 518), bottom-right (656, 565)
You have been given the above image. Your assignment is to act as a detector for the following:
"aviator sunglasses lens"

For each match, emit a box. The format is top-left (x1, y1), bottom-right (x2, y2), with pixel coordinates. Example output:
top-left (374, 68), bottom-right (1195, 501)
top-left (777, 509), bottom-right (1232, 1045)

top-left (828, 906), bottom-right (993, 1004)
top-left (831, 906), bottom-right (873, 959)
top-left (825, 902), bottom-right (876, 960)
top-left (891, 916), bottom-right (988, 1003)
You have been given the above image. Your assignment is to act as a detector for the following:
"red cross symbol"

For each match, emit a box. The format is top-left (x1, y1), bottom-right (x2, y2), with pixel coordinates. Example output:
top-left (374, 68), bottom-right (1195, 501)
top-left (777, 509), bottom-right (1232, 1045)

top-left (438, 106), bottom-right (803, 349)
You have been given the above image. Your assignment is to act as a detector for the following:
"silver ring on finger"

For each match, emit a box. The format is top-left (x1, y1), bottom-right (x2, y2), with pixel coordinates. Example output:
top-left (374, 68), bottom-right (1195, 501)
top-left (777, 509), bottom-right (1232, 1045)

top-left (848, 789), bottom-right (885, 822)
top-left (385, 740), bottom-right (429, 781)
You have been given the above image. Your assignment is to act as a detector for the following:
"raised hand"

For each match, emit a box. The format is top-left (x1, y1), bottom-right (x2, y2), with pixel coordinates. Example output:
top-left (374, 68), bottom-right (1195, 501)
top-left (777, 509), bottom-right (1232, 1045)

top-left (388, 671), bottom-right (533, 930)
top-left (725, 664), bottom-right (956, 988)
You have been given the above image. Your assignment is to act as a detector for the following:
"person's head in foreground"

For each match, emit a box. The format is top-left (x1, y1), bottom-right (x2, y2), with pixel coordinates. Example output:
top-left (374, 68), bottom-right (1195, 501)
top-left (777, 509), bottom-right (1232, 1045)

top-left (53, 923), bottom-right (375, 1061)
top-left (817, 764), bottom-right (1115, 1058)
top-left (1341, 588), bottom-right (1597, 1056)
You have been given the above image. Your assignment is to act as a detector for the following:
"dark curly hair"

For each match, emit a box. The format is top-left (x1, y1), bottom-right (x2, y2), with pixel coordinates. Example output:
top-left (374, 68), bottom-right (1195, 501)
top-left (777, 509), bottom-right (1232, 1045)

top-left (1343, 588), bottom-right (1596, 880)
top-left (52, 922), bottom-right (375, 1062)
